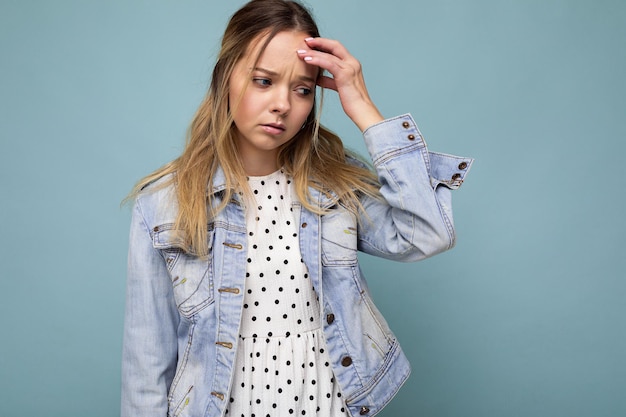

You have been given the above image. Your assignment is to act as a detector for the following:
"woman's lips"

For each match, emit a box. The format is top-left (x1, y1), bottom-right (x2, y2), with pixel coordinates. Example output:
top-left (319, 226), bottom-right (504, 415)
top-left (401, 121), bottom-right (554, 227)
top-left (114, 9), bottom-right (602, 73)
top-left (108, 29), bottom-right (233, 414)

top-left (261, 123), bottom-right (286, 135)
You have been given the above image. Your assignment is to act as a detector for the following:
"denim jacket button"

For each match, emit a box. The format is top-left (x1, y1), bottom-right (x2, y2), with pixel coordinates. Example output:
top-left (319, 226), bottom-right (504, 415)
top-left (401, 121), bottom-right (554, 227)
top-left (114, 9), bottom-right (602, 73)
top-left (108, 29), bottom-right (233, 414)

top-left (451, 173), bottom-right (462, 181)
top-left (326, 313), bottom-right (335, 325)
top-left (301, 222), bottom-right (308, 228)
top-left (359, 406), bottom-right (371, 415)
top-left (402, 121), bottom-right (410, 129)
top-left (458, 161), bottom-right (468, 170)
top-left (341, 356), bottom-right (353, 367)
top-left (211, 391), bottom-right (225, 400)
top-left (218, 287), bottom-right (240, 294)
top-left (407, 134), bottom-right (416, 140)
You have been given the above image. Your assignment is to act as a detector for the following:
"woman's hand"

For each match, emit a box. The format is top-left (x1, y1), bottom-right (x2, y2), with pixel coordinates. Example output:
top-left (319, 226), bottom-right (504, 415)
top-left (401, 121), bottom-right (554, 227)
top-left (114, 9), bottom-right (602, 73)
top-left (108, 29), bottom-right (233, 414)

top-left (297, 37), bottom-right (384, 132)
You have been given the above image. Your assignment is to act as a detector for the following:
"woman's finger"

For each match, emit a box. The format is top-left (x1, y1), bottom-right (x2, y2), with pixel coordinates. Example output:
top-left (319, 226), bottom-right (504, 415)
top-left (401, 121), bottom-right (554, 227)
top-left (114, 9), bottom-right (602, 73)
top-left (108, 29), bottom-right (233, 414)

top-left (297, 37), bottom-right (383, 131)
top-left (298, 49), bottom-right (347, 81)
top-left (304, 37), bottom-right (349, 60)
top-left (316, 75), bottom-right (337, 91)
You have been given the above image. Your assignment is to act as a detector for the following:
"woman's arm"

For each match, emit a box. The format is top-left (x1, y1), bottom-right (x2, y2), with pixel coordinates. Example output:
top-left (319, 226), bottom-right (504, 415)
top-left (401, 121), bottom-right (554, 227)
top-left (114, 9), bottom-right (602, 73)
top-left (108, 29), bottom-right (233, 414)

top-left (299, 38), bottom-right (472, 260)
top-left (357, 114), bottom-right (472, 261)
top-left (121, 200), bottom-right (179, 417)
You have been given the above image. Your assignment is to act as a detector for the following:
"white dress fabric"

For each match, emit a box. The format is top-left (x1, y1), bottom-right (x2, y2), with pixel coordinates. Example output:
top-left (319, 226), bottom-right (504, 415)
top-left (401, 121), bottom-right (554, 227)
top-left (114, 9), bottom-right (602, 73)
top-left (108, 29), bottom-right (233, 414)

top-left (225, 169), bottom-right (349, 417)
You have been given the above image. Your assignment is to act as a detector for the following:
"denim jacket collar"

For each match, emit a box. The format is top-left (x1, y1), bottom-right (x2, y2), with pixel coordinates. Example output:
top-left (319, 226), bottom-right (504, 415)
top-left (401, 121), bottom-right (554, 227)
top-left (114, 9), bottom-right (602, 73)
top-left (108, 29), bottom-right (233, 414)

top-left (207, 165), bottom-right (337, 210)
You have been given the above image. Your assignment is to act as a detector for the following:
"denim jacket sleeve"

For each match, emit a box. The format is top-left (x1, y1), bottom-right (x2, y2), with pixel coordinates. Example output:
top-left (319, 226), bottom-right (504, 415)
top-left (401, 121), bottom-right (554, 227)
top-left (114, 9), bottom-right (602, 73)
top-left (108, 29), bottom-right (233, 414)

top-left (121, 199), bottom-right (179, 417)
top-left (357, 113), bottom-right (473, 261)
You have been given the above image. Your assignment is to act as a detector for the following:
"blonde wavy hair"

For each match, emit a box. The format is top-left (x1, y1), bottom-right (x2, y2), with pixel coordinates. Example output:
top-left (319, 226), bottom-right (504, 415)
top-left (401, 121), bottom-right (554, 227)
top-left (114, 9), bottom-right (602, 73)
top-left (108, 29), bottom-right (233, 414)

top-left (127, 0), bottom-right (380, 256)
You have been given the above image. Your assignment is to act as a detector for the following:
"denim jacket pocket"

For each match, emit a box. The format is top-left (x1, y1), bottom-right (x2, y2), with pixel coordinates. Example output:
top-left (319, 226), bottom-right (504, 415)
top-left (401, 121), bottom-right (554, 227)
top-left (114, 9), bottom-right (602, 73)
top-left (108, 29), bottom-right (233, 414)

top-left (321, 208), bottom-right (358, 266)
top-left (152, 224), bottom-right (214, 317)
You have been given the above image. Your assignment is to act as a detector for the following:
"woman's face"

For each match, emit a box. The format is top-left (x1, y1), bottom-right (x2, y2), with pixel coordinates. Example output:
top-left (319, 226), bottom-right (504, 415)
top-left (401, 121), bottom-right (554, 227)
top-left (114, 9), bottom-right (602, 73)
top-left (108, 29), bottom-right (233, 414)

top-left (229, 31), bottom-right (318, 175)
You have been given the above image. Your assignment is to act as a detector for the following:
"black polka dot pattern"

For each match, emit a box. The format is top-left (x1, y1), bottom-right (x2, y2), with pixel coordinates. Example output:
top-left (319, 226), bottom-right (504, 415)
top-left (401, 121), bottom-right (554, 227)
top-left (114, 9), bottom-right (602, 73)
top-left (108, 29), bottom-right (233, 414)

top-left (226, 169), bottom-right (347, 416)
top-left (239, 170), bottom-right (320, 339)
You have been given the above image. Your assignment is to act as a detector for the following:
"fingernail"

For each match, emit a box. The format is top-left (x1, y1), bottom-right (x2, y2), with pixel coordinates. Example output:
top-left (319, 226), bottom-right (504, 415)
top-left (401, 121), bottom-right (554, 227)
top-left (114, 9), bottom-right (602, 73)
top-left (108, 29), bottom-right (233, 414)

top-left (297, 49), bottom-right (307, 54)
top-left (304, 56), bottom-right (313, 61)
top-left (304, 37), bottom-right (314, 42)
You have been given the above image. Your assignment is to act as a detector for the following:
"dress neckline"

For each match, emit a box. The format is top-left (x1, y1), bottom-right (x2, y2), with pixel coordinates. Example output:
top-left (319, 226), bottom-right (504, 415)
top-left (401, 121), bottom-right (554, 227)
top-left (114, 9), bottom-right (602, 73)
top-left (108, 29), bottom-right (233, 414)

top-left (246, 168), bottom-right (285, 182)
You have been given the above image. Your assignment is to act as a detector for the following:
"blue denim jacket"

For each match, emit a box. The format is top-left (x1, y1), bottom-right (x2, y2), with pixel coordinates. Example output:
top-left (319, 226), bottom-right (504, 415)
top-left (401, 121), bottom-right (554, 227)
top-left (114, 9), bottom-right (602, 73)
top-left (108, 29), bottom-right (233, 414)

top-left (121, 114), bottom-right (473, 417)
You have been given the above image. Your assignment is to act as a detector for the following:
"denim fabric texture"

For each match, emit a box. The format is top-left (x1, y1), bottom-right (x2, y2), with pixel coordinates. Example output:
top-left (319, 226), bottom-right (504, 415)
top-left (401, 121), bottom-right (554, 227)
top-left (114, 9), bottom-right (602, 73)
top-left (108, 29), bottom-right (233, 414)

top-left (121, 114), bottom-right (473, 417)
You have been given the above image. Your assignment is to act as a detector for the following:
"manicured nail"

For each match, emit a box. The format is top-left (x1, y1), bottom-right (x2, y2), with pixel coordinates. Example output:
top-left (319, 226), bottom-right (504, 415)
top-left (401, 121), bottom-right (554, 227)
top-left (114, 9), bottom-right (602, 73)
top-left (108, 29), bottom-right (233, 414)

top-left (304, 37), bottom-right (314, 42)
top-left (297, 49), bottom-right (307, 54)
top-left (304, 56), bottom-right (313, 61)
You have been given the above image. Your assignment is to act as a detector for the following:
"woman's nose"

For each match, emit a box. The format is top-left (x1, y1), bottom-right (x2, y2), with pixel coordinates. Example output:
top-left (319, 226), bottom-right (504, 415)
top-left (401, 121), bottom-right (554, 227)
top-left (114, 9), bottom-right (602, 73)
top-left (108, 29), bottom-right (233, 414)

top-left (271, 88), bottom-right (290, 115)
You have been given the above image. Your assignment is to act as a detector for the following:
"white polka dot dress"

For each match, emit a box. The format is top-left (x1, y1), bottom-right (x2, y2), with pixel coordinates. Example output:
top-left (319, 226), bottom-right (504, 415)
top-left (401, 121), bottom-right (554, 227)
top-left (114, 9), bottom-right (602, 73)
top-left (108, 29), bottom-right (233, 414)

top-left (225, 169), bottom-right (349, 417)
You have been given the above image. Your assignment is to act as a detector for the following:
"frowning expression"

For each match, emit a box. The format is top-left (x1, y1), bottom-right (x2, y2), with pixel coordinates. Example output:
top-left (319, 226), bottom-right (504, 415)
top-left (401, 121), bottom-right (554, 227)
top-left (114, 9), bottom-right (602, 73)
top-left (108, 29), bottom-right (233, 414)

top-left (229, 31), bottom-right (318, 175)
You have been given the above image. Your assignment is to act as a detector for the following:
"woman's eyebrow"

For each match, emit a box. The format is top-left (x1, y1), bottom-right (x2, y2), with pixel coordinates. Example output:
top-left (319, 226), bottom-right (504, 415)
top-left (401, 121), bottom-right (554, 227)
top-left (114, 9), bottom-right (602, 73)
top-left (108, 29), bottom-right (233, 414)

top-left (252, 66), bottom-right (316, 84)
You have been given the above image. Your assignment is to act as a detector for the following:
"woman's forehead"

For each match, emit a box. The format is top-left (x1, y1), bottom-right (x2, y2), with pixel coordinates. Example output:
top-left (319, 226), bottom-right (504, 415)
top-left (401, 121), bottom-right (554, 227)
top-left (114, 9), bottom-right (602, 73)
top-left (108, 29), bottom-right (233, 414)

top-left (242, 31), bottom-right (319, 79)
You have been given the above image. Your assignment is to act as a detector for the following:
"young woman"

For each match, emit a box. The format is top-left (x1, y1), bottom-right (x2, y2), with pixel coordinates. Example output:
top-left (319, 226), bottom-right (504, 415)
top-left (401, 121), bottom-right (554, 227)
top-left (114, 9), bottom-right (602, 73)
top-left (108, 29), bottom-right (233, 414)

top-left (121, 1), bottom-right (472, 416)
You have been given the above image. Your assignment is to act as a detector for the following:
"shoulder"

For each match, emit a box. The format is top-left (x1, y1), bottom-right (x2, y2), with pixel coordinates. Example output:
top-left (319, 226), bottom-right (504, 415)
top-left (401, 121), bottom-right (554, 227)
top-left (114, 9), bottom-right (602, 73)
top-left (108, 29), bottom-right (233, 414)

top-left (134, 173), bottom-right (179, 228)
top-left (345, 152), bottom-right (370, 170)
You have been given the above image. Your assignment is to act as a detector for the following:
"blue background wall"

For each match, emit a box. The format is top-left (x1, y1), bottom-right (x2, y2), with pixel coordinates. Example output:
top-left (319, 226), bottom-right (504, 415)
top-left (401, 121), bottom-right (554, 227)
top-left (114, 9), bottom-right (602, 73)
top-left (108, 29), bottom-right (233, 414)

top-left (1, 1), bottom-right (624, 416)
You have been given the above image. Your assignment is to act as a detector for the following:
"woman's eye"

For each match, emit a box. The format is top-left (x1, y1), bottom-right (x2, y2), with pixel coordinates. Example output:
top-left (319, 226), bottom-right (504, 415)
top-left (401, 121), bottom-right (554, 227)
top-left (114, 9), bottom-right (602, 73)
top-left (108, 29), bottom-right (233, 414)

top-left (296, 87), bottom-right (312, 96)
top-left (253, 78), bottom-right (271, 87)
